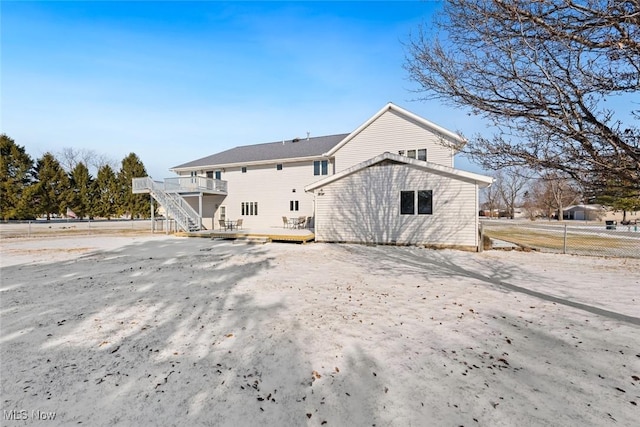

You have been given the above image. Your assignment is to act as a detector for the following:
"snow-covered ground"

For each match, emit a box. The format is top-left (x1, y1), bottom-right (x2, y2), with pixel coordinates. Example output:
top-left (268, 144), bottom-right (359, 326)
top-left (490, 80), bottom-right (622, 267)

top-left (1, 235), bottom-right (638, 426)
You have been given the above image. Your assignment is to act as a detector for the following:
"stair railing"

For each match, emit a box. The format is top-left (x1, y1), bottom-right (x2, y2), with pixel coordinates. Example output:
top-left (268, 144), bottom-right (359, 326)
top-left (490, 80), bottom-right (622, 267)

top-left (145, 179), bottom-right (199, 232)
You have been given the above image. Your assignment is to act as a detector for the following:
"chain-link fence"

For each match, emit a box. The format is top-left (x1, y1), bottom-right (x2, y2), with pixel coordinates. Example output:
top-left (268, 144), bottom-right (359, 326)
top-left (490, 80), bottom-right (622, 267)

top-left (481, 219), bottom-right (640, 259)
top-left (0, 219), bottom-right (157, 239)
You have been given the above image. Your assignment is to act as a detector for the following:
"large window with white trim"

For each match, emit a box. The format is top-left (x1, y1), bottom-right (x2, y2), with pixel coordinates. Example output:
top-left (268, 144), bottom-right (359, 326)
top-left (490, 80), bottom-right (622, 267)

top-left (400, 190), bottom-right (433, 215)
top-left (241, 202), bottom-right (258, 216)
top-left (404, 148), bottom-right (427, 161)
top-left (417, 190), bottom-right (433, 214)
top-left (314, 160), bottom-right (328, 176)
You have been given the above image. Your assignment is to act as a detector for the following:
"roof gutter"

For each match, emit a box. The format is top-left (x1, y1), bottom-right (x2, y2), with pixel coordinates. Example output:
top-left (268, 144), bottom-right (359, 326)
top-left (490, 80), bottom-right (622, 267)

top-left (170, 154), bottom-right (332, 173)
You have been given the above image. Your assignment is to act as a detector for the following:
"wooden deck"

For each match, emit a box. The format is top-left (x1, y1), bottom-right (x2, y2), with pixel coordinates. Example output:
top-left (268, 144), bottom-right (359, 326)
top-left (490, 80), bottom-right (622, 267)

top-left (182, 227), bottom-right (315, 243)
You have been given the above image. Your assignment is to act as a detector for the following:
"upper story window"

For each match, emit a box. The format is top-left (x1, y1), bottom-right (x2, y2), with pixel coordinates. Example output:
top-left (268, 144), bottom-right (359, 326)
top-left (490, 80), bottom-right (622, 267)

top-left (403, 148), bottom-right (427, 161)
top-left (276, 164), bottom-right (283, 171)
top-left (207, 170), bottom-right (222, 180)
top-left (314, 160), bottom-right (328, 176)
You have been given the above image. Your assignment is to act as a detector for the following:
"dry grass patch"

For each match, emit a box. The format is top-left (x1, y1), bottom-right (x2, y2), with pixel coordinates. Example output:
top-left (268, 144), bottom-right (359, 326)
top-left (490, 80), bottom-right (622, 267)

top-left (485, 228), bottom-right (629, 251)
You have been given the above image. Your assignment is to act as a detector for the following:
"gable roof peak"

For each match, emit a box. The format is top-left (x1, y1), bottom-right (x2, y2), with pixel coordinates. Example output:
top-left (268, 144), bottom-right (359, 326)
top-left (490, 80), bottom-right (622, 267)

top-left (324, 103), bottom-right (465, 157)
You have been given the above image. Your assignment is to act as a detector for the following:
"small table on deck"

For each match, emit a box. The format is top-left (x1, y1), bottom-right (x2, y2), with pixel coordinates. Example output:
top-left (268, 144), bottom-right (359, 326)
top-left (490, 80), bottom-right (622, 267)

top-left (288, 218), bottom-right (299, 229)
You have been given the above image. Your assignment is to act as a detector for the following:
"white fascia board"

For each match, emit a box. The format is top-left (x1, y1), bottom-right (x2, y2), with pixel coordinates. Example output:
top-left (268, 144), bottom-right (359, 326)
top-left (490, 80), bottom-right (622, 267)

top-left (305, 152), bottom-right (493, 193)
top-left (170, 154), bottom-right (330, 174)
top-left (323, 103), bottom-right (466, 157)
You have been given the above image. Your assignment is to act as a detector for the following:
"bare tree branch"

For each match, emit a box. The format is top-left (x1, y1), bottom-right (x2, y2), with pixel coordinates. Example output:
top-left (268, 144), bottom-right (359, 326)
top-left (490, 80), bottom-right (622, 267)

top-left (405, 0), bottom-right (640, 191)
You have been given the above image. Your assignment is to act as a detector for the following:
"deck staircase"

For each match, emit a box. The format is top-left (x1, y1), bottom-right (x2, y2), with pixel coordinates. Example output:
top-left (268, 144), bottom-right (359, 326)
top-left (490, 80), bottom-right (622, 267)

top-left (133, 177), bottom-right (203, 232)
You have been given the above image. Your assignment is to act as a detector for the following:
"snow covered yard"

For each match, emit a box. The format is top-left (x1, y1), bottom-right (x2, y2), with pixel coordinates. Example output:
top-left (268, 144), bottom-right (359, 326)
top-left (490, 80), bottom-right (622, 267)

top-left (1, 235), bottom-right (638, 426)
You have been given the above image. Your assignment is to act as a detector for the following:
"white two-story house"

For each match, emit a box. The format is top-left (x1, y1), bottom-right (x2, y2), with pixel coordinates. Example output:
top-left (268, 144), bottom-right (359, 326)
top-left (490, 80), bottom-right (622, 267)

top-left (134, 103), bottom-right (492, 249)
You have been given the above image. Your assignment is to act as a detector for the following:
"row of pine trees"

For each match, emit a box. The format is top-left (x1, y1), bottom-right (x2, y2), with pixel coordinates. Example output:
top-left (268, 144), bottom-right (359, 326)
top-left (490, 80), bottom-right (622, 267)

top-left (1, 134), bottom-right (151, 221)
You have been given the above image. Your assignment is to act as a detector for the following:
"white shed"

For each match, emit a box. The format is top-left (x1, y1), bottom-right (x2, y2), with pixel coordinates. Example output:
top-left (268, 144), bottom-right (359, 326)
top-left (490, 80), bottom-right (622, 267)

top-left (305, 153), bottom-right (493, 250)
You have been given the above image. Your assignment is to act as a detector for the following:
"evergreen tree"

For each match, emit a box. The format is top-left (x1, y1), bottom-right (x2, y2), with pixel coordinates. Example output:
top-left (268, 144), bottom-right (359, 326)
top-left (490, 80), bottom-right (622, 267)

top-left (32, 152), bottom-right (70, 220)
top-left (595, 180), bottom-right (640, 223)
top-left (92, 164), bottom-right (118, 219)
top-left (117, 153), bottom-right (150, 218)
top-left (69, 162), bottom-right (93, 219)
top-left (0, 134), bottom-right (34, 220)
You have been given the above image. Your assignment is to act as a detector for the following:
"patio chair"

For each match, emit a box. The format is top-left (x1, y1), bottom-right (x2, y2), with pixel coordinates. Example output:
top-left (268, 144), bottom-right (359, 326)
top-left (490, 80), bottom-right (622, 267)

top-left (282, 216), bottom-right (289, 228)
top-left (297, 216), bottom-right (306, 229)
top-left (236, 219), bottom-right (243, 230)
top-left (218, 219), bottom-right (228, 231)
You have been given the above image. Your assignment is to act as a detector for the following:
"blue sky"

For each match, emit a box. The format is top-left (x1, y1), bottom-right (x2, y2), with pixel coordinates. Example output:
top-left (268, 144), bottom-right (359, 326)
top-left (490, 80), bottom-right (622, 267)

top-left (2, 0), bottom-right (491, 178)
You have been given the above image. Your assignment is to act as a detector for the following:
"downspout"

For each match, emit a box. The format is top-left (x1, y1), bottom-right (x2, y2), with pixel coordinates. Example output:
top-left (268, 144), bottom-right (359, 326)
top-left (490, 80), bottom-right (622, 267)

top-left (476, 182), bottom-right (480, 252)
top-left (305, 187), bottom-right (318, 237)
top-left (478, 180), bottom-right (493, 252)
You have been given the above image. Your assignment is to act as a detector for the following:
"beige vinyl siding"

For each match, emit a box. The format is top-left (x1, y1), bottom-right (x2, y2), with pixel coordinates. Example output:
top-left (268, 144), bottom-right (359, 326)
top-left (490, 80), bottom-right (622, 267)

top-left (333, 109), bottom-right (455, 172)
top-left (186, 160), bottom-right (321, 229)
top-left (314, 162), bottom-right (478, 247)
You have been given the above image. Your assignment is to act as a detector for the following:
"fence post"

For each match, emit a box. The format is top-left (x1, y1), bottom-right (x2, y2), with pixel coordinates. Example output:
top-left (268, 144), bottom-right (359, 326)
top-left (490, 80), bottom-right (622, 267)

top-left (478, 222), bottom-right (484, 253)
top-left (563, 224), bottom-right (567, 254)
top-left (28, 220), bottom-right (31, 238)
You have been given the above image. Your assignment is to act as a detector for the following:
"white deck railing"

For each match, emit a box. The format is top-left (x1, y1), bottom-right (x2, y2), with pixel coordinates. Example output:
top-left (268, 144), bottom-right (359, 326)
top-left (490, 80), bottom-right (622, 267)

top-left (164, 176), bottom-right (227, 193)
top-left (132, 176), bottom-right (227, 194)
top-left (132, 177), bottom-right (163, 193)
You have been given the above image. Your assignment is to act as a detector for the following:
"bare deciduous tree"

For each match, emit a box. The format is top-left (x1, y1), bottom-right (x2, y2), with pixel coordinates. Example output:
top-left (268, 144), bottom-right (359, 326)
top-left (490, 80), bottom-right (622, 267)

top-left (405, 0), bottom-right (640, 192)
top-left (480, 176), bottom-right (503, 217)
top-left (495, 167), bottom-right (531, 219)
top-left (527, 173), bottom-right (582, 220)
top-left (57, 147), bottom-right (116, 175)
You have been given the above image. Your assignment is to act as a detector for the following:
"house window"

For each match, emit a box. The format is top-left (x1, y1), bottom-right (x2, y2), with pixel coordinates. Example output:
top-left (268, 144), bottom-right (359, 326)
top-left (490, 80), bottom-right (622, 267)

top-left (241, 202), bottom-right (258, 216)
top-left (241, 167), bottom-right (247, 173)
top-left (290, 200), bottom-right (299, 211)
top-left (400, 191), bottom-right (415, 215)
top-left (276, 163), bottom-right (283, 171)
top-left (401, 190), bottom-right (433, 215)
top-left (402, 148), bottom-right (427, 161)
top-left (417, 190), bottom-right (433, 215)
top-left (314, 160), bottom-right (328, 176)
top-left (215, 171), bottom-right (222, 180)
top-left (206, 171), bottom-right (213, 179)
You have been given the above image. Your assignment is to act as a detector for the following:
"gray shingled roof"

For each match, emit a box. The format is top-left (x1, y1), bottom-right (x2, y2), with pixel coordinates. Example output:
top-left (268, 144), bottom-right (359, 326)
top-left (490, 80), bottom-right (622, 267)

top-left (172, 133), bottom-right (349, 170)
